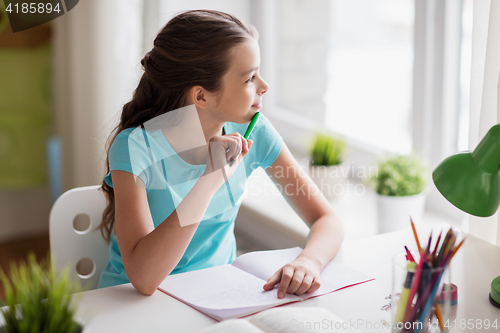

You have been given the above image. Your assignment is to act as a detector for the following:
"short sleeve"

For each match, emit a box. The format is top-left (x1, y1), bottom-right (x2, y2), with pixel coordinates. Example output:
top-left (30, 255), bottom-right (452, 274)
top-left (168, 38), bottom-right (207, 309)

top-left (243, 113), bottom-right (283, 171)
top-left (104, 128), bottom-right (152, 188)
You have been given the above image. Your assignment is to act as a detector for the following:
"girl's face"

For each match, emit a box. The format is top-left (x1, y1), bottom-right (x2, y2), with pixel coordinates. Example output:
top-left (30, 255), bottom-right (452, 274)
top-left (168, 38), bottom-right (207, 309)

top-left (211, 38), bottom-right (269, 124)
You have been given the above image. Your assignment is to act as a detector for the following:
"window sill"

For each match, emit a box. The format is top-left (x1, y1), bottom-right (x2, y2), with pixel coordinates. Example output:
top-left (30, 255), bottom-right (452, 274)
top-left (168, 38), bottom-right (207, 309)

top-left (235, 165), bottom-right (461, 253)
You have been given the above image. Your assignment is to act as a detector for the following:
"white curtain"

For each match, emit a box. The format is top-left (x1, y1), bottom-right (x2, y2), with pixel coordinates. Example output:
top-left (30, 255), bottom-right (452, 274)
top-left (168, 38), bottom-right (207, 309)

top-left (53, 0), bottom-right (144, 189)
top-left (467, 0), bottom-right (500, 246)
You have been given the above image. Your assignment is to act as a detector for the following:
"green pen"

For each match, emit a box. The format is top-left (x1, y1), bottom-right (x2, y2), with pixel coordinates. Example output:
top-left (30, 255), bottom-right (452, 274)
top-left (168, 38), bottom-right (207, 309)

top-left (229, 112), bottom-right (260, 166)
top-left (244, 112), bottom-right (260, 139)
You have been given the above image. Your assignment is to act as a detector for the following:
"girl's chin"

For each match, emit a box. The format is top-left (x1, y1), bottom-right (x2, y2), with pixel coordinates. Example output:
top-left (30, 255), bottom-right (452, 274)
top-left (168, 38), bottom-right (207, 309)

top-left (247, 111), bottom-right (259, 122)
top-left (226, 110), bottom-right (259, 124)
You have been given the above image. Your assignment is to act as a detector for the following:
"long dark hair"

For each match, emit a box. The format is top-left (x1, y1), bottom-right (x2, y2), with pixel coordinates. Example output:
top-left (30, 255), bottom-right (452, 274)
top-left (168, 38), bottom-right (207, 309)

top-left (99, 10), bottom-right (258, 242)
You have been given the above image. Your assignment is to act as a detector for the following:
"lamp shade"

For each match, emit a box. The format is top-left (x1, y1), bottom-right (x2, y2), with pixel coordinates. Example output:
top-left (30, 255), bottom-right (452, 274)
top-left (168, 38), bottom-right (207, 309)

top-left (432, 123), bottom-right (500, 217)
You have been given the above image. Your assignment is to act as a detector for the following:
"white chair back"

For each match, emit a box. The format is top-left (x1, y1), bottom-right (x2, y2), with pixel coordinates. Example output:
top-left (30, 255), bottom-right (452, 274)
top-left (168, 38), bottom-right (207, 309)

top-left (49, 185), bottom-right (110, 289)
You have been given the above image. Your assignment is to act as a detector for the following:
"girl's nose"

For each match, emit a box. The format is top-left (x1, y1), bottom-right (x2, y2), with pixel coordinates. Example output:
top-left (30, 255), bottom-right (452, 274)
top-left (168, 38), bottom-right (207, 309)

top-left (259, 79), bottom-right (269, 96)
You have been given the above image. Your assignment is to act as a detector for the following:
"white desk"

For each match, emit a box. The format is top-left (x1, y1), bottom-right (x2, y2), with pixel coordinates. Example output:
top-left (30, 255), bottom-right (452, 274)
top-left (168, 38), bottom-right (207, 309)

top-left (69, 226), bottom-right (500, 332)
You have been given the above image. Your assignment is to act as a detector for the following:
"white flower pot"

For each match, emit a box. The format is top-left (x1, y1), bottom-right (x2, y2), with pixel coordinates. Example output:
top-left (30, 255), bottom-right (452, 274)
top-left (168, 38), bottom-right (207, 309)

top-left (376, 192), bottom-right (426, 234)
top-left (308, 163), bottom-right (350, 201)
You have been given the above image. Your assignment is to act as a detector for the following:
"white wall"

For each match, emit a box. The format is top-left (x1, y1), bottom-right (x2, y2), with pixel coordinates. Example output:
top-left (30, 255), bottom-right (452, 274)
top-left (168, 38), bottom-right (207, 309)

top-left (53, 0), bottom-right (143, 190)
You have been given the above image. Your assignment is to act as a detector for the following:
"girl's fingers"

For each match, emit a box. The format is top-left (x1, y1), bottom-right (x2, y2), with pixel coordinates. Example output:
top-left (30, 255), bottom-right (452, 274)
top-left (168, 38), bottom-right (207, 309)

top-left (263, 269), bottom-right (282, 291)
top-left (294, 274), bottom-right (314, 295)
top-left (206, 133), bottom-right (249, 174)
top-left (308, 278), bottom-right (321, 293)
top-left (227, 139), bottom-right (239, 166)
top-left (223, 135), bottom-right (238, 151)
top-left (286, 270), bottom-right (305, 295)
top-left (276, 266), bottom-right (294, 298)
top-left (263, 263), bottom-right (319, 298)
top-left (244, 137), bottom-right (249, 151)
top-left (237, 139), bottom-right (253, 163)
top-left (226, 137), bottom-right (239, 157)
top-left (226, 133), bottom-right (249, 166)
top-left (233, 134), bottom-right (245, 158)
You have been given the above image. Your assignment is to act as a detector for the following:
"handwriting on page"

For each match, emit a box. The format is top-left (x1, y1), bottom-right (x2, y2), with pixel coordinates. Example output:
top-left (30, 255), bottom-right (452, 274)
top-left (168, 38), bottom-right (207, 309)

top-left (196, 283), bottom-right (295, 309)
top-left (160, 265), bottom-right (300, 310)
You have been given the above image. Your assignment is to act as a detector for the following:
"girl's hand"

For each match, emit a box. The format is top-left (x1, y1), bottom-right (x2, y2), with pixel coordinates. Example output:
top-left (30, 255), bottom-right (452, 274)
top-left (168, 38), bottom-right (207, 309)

top-left (204, 132), bottom-right (252, 178)
top-left (263, 256), bottom-right (322, 298)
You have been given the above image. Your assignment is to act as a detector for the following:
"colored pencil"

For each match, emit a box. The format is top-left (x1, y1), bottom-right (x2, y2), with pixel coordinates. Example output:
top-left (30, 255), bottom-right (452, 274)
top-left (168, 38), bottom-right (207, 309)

top-left (399, 227), bottom-right (465, 331)
top-left (431, 231), bottom-right (442, 258)
top-left (405, 246), bottom-right (416, 262)
top-left (437, 233), bottom-right (455, 267)
top-left (435, 298), bottom-right (445, 330)
top-left (403, 248), bottom-right (427, 323)
top-left (410, 245), bottom-right (454, 324)
top-left (415, 268), bottom-right (447, 333)
top-left (435, 228), bottom-right (452, 266)
top-left (450, 239), bottom-right (465, 261)
top-left (410, 217), bottom-right (422, 251)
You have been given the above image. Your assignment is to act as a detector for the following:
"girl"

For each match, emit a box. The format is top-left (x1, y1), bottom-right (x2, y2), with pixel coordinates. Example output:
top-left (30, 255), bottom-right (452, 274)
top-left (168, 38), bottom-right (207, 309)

top-left (98, 9), bottom-right (344, 299)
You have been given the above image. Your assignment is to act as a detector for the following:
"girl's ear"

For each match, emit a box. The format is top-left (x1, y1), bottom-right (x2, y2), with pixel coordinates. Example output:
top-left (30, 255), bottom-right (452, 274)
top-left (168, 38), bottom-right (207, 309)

top-left (190, 86), bottom-right (209, 109)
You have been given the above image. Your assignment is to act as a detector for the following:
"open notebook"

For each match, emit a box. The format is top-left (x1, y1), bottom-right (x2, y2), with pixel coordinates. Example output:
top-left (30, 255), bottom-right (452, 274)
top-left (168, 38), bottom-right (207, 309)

top-left (158, 247), bottom-right (374, 321)
top-left (195, 307), bottom-right (363, 333)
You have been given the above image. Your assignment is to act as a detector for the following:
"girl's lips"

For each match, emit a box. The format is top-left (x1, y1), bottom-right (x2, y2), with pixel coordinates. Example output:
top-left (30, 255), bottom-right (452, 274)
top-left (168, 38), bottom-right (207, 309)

top-left (252, 103), bottom-right (262, 108)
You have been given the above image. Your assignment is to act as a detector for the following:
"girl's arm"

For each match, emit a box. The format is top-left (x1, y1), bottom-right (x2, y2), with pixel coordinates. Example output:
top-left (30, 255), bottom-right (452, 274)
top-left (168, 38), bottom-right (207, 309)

top-left (112, 169), bottom-right (220, 296)
top-left (262, 143), bottom-right (344, 298)
top-left (113, 134), bottom-right (251, 296)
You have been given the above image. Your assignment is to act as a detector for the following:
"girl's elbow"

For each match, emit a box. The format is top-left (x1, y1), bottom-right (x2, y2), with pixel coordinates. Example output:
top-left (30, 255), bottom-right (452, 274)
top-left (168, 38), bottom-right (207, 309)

top-left (127, 269), bottom-right (162, 296)
top-left (140, 287), bottom-right (157, 296)
top-left (128, 266), bottom-right (175, 296)
top-left (131, 280), bottom-right (158, 296)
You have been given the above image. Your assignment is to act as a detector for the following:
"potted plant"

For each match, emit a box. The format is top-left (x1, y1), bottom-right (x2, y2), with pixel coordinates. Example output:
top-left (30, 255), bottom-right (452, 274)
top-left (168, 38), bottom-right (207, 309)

top-left (0, 254), bottom-right (84, 333)
top-left (369, 154), bottom-right (428, 233)
top-left (308, 132), bottom-right (348, 201)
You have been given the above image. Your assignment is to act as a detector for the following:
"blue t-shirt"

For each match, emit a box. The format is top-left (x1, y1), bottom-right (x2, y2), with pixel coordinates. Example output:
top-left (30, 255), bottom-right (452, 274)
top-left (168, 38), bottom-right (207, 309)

top-left (98, 113), bottom-right (283, 288)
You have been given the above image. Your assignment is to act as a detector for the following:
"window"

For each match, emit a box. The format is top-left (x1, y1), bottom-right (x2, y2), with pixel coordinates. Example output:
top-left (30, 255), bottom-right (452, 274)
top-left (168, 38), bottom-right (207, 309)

top-left (259, 0), bottom-right (467, 220)
top-left (271, 0), bottom-right (413, 155)
top-left (264, 0), bottom-right (466, 165)
top-left (324, 0), bottom-right (414, 154)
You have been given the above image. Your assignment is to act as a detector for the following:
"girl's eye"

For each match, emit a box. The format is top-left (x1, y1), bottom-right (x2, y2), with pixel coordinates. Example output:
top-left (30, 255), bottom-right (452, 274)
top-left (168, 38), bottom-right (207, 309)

top-left (245, 75), bottom-right (255, 83)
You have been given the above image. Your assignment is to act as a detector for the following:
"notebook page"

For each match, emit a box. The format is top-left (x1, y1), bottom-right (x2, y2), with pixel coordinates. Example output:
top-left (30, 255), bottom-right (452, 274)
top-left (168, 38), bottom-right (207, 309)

top-left (298, 261), bottom-right (375, 299)
top-left (231, 247), bottom-right (303, 281)
top-left (195, 319), bottom-right (264, 333)
top-left (231, 247), bottom-right (374, 299)
top-left (158, 265), bottom-right (301, 310)
top-left (249, 307), bottom-right (362, 333)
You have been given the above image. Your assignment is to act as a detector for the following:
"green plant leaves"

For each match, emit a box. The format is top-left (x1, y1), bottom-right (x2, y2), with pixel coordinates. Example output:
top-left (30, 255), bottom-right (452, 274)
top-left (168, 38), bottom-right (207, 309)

top-left (310, 132), bottom-right (345, 166)
top-left (0, 253), bottom-right (82, 333)
top-left (371, 154), bottom-right (427, 196)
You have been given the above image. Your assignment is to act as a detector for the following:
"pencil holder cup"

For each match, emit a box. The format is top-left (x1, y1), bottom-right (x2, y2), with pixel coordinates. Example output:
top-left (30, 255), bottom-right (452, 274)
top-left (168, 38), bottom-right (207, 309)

top-left (391, 252), bottom-right (451, 333)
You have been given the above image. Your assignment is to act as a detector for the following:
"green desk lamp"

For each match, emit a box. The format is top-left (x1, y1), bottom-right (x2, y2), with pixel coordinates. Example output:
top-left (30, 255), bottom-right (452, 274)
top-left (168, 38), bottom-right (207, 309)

top-left (433, 123), bottom-right (500, 308)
